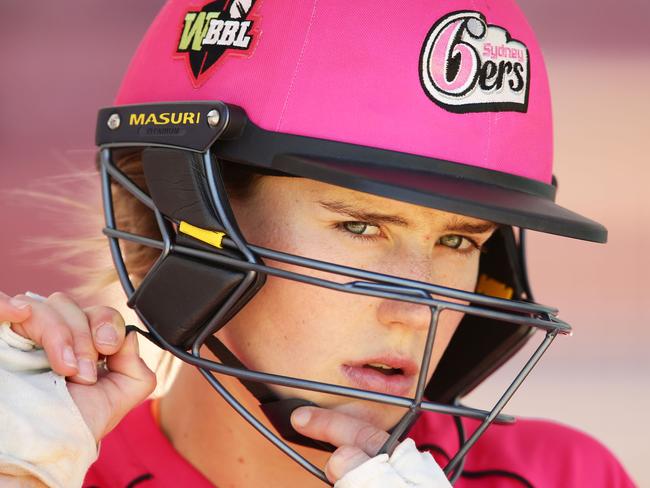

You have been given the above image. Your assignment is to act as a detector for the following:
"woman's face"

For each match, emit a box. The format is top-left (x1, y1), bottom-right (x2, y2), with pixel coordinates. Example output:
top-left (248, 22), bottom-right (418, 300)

top-left (217, 176), bottom-right (497, 430)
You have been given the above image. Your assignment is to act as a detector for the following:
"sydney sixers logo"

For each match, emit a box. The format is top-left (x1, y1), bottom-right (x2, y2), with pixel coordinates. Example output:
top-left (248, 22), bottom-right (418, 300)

top-left (420, 11), bottom-right (530, 113)
top-left (176, 0), bottom-right (259, 87)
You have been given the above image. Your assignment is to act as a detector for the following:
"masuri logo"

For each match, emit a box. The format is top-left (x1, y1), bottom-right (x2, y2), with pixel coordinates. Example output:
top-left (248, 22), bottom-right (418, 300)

top-left (176, 0), bottom-right (258, 87)
top-left (128, 112), bottom-right (202, 126)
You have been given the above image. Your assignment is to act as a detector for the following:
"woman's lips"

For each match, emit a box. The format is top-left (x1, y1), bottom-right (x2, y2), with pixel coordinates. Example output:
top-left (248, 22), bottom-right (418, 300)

top-left (341, 357), bottom-right (418, 396)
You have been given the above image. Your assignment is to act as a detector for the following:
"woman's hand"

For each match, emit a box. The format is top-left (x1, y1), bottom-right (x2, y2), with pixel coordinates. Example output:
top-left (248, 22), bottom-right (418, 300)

top-left (291, 406), bottom-right (390, 482)
top-left (291, 407), bottom-right (451, 487)
top-left (0, 291), bottom-right (156, 442)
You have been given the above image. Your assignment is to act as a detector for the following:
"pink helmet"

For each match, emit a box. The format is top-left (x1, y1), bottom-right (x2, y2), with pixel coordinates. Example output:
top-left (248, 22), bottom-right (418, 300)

top-left (108, 0), bottom-right (605, 241)
top-left (96, 0), bottom-right (606, 483)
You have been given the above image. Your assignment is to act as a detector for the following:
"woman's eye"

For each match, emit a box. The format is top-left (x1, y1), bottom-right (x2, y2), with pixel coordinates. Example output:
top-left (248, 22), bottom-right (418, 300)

top-left (438, 234), bottom-right (474, 251)
top-left (341, 221), bottom-right (381, 237)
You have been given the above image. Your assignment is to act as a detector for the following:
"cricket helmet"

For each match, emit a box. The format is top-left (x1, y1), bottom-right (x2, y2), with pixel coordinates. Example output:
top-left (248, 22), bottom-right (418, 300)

top-left (96, 0), bottom-right (606, 483)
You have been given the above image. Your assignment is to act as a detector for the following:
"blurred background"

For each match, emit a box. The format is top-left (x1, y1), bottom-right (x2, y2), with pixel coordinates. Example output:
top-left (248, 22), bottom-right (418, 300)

top-left (1, 1), bottom-right (648, 485)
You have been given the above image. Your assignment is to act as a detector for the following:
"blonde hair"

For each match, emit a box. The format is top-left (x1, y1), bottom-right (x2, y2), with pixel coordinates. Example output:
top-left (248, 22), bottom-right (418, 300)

top-left (108, 149), bottom-right (162, 288)
top-left (6, 151), bottom-right (263, 392)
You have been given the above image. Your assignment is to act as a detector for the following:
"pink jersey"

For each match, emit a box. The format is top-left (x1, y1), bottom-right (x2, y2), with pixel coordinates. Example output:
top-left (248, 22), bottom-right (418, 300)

top-left (84, 400), bottom-right (636, 487)
top-left (408, 409), bottom-right (636, 487)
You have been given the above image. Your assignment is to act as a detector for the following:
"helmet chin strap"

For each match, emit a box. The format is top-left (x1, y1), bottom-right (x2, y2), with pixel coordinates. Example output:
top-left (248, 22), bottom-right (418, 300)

top-left (203, 335), bottom-right (336, 451)
top-left (203, 335), bottom-right (417, 453)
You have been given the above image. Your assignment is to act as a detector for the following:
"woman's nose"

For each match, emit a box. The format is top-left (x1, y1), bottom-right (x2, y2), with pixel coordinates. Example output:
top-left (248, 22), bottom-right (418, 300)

top-left (371, 251), bottom-right (440, 331)
top-left (375, 297), bottom-right (433, 332)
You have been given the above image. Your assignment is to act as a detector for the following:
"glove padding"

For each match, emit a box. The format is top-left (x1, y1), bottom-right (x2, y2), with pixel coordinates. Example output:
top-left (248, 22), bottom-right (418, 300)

top-left (335, 438), bottom-right (452, 487)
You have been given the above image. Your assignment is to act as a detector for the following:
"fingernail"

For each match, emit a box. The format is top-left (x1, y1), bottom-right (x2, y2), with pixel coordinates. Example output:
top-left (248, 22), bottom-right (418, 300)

top-left (78, 358), bottom-right (97, 382)
top-left (292, 408), bottom-right (311, 428)
top-left (95, 323), bottom-right (119, 346)
top-left (24, 291), bottom-right (46, 302)
top-left (62, 346), bottom-right (77, 368)
top-left (130, 331), bottom-right (140, 355)
top-left (9, 297), bottom-right (30, 310)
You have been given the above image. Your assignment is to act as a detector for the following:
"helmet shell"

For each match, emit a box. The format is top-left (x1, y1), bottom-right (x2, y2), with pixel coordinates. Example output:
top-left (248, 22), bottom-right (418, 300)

top-left (116, 0), bottom-right (552, 183)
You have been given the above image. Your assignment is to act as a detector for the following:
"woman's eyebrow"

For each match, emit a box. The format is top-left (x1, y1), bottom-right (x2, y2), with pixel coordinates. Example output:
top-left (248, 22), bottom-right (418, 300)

top-left (319, 200), bottom-right (498, 233)
top-left (318, 200), bottom-right (410, 226)
top-left (444, 216), bottom-right (499, 234)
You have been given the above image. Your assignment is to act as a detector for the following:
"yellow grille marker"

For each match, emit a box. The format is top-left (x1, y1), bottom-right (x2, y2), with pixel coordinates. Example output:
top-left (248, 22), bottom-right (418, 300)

top-left (476, 274), bottom-right (514, 299)
top-left (179, 221), bottom-right (226, 249)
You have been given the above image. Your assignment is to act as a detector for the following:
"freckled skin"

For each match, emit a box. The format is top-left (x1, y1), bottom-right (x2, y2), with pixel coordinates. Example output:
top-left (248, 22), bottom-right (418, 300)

top-left (161, 177), bottom-right (496, 487)
top-left (218, 177), bottom-right (490, 429)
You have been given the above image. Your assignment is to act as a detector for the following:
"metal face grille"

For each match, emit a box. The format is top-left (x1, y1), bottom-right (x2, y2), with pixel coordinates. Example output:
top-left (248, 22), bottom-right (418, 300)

top-left (99, 147), bottom-right (569, 485)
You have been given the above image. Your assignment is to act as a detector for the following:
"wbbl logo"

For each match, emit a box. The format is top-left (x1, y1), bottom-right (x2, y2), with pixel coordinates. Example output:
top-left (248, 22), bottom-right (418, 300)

top-left (176, 0), bottom-right (258, 87)
top-left (420, 11), bottom-right (530, 113)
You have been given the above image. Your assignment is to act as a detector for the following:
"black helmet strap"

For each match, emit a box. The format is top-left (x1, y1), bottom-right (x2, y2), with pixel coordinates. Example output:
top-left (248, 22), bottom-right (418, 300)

top-left (203, 334), bottom-right (337, 451)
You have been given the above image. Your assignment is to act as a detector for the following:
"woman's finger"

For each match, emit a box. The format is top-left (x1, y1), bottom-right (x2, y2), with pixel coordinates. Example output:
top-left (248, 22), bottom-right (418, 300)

top-left (0, 291), bottom-right (32, 323)
top-left (325, 446), bottom-right (372, 484)
top-left (12, 294), bottom-right (79, 377)
top-left (68, 331), bottom-right (156, 442)
top-left (45, 292), bottom-right (99, 384)
top-left (291, 407), bottom-right (390, 456)
top-left (83, 305), bottom-right (126, 356)
top-left (101, 332), bottom-right (156, 425)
